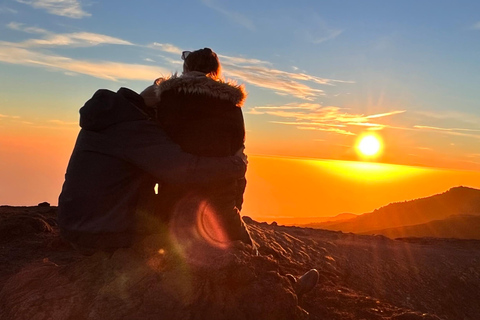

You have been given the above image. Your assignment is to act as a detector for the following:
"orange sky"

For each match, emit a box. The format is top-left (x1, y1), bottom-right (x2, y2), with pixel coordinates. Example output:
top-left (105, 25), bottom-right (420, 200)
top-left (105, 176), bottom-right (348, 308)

top-left (243, 155), bottom-right (480, 223)
top-left (2, 124), bottom-right (480, 225)
top-left (2, 2), bottom-right (480, 225)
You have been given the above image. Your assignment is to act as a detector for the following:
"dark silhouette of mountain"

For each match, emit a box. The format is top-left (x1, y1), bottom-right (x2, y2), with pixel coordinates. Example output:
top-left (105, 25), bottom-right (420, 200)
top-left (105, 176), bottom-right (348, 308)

top-left (361, 214), bottom-right (480, 240)
top-left (2, 204), bottom-right (480, 319)
top-left (272, 212), bottom-right (358, 226)
top-left (309, 186), bottom-right (480, 235)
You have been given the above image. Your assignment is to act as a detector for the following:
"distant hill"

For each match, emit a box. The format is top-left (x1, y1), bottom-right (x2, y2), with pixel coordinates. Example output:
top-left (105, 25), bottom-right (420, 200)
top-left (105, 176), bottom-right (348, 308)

top-left (308, 186), bottom-right (480, 235)
top-left (270, 212), bottom-right (358, 226)
top-left (361, 214), bottom-right (480, 240)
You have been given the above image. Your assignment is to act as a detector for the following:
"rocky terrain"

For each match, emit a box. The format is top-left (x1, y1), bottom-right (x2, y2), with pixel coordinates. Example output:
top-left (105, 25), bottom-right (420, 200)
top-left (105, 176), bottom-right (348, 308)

top-left (1, 205), bottom-right (479, 319)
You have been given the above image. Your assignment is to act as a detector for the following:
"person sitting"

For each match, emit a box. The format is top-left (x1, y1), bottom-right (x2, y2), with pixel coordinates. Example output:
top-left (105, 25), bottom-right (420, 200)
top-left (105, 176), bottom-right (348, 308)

top-left (141, 48), bottom-right (253, 247)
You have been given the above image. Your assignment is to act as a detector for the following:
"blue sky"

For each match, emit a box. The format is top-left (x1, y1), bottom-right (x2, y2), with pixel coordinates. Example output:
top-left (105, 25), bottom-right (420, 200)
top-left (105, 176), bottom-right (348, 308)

top-left (1, 0), bottom-right (480, 173)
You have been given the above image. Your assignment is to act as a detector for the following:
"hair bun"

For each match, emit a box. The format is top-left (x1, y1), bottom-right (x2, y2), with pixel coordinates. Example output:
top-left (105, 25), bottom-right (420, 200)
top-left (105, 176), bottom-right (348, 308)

top-left (184, 48), bottom-right (220, 77)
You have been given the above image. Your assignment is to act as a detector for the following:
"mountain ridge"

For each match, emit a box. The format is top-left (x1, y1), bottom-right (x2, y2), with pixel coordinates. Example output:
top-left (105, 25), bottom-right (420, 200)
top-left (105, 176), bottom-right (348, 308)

top-left (304, 186), bottom-right (480, 238)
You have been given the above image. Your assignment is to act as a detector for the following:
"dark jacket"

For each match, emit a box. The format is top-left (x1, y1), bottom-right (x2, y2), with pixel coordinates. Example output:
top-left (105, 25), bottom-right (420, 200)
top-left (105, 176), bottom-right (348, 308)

top-left (58, 87), bottom-right (246, 249)
top-left (153, 73), bottom-right (252, 244)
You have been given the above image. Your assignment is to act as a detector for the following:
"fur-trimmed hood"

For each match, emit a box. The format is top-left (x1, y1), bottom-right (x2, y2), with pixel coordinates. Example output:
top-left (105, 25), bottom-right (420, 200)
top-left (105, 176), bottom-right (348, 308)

top-left (154, 72), bottom-right (246, 107)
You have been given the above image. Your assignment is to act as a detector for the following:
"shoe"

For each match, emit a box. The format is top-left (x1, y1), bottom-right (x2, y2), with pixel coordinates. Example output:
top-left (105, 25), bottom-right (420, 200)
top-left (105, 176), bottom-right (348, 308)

top-left (286, 269), bottom-right (319, 297)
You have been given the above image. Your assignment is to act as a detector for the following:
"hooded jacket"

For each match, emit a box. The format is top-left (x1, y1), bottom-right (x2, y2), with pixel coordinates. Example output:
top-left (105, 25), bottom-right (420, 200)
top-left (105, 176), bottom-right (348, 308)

top-left (152, 73), bottom-right (252, 244)
top-left (58, 87), bottom-right (246, 249)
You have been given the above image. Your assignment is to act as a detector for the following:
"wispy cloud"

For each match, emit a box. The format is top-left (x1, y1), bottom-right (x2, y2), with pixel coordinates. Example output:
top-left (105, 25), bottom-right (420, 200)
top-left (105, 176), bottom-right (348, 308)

top-left (149, 42), bottom-right (182, 54)
top-left (0, 6), bottom-right (18, 14)
top-left (225, 66), bottom-right (326, 99)
top-left (147, 44), bottom-right (352, 100)
top-left (218, 55), bottom-right (271, 66)
top-left (311, 29), bottom-right (343, 44)
top-left (6, 23), bottom-right (133, 47)
top-left (0, 45), bottom-right (169, 81)
top-left (1, 25), bottom-right (351, 97)
top-left (414, 125), bottom-right (480, 139)
top-left (366, 110), bottom-right (406, 119)
top-left (286, 12), bottom-right (343, 44)
top-left (7, 22), bottom-right (49, 34)
top-left (0, 114), bottom-right (21, 119)
top-left (222, 60), bottom-right (352, 100)
top-left (0, 23), bottom-right (150, 80)
top-left (472, 21), bottom-right (480, 30)
top-left (414, 125), bottom-right (480, 133)
top-left (201, 0), bottom-right (255, 31)
top-left (16, 0), bottom-right (90, 19)
top-left (249, 103), bottom-right (405, 135)
top-left (414, 110), bottom-right (480, 125)
top-left (412, 110), bottom-right (480, 139)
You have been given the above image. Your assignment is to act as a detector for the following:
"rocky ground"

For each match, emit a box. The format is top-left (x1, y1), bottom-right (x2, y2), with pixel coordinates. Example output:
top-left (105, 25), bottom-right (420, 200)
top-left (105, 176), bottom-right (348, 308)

top-left (1, 205), bottom-right (479, 320)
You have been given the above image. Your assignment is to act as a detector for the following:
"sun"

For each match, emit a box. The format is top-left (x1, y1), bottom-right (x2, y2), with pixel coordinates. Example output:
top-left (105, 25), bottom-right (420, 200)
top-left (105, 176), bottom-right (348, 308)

top-left (356, 134), bottom-right (382, 157)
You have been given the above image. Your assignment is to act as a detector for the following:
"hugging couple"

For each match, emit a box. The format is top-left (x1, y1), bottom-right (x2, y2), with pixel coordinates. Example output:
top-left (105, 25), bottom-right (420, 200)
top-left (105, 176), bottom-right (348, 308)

top-left (58, 47), bottom-right (318, 295)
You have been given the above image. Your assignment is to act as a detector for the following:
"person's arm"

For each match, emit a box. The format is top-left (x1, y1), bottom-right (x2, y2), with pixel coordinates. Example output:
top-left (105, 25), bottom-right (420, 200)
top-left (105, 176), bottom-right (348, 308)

top-left (232, 110), bottom-right (248, 211)
top-left (113, 119), bottom-right (246, 185)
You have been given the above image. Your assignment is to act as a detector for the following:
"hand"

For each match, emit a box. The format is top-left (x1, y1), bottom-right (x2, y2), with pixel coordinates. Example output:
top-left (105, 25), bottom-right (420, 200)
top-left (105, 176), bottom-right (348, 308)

top-left (235, 146), bottom-right (248, 165)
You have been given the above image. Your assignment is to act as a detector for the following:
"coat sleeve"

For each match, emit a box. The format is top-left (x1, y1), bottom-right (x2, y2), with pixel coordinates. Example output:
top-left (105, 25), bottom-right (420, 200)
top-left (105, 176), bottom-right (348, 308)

top-left (231, 108), bottom-right (247, 211)
top-left (95, 119), bottom-right (246, 185)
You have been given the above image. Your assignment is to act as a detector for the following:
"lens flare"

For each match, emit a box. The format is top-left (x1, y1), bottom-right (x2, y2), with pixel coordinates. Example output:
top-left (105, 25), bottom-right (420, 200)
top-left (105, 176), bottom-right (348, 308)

top-left (168, 195), bottom-right (233, 267)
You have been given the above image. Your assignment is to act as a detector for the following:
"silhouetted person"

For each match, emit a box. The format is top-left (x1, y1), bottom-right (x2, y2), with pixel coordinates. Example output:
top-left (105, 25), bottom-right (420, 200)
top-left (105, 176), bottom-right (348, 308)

top-left (141, 48), bottom-right (253, 246)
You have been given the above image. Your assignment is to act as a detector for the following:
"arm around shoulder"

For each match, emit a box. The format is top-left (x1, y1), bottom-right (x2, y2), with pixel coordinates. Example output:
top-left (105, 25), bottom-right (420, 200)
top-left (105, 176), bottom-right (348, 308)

top-left (118, 119), bottom-right (246, 185)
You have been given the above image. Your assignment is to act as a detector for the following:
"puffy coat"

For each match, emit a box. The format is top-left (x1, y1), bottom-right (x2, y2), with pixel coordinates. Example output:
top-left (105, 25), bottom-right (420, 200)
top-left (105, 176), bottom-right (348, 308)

top-left (153, 73), bottom-right (252, 245)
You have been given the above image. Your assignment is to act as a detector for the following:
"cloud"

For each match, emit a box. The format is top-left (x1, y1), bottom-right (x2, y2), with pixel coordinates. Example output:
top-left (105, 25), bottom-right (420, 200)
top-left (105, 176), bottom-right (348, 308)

top-left (218, 55), bottom-right (271, 66)
top-left (249, 103), bottom-right (405, 135)
top-left (295, 125), bottom-right (355, 135)
top-left (366, 110), bottom-right (406, 119)
top-left (0, 114), bottom-right (21, 119)
top-left (24, 32), bottom-right (132, 47)
top-left (414, 125), bottom-right (480, 139)
top-left (201, 0), bottom-right (255, 31)
top-left (7, 22), bottom-right (49, 34)
top-left (16, 0), bottom-right (90, 19)
top-left (310, 29), bottom-right (343, 44)
top-left (145, 47), bottom-right (352, 100)
top-left (0, 6), bottom-right (18, 14)
top-left (225, 66), bottom-right (325, 99)
top-left (416, 146), bottom-right (433, 151)
top-left (0, 45), bottom-right (169, 81)
top-left (411, 110), bottom-right (480, 140)
top-left (472, 21), bottom-right (480, 30)
top-left (6, 23), bottom-right (133, 48)
top-left (414, 125), bottom-right (480, 133)
top-left (1, 26), bottom-right (351, 98)
top-left (149, 42), bottom-right (182, 54)
top-left (221, 59), bottom-right (352, 100)
top-left (287, 12), bottom-right (343, 45)
top-left (414, 110), bottom-right (480, 126)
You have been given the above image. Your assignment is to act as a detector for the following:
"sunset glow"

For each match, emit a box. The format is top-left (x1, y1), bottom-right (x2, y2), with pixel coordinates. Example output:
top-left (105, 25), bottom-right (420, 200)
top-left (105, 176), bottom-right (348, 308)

top-left (243, 155), bottom-right (480, 223)
top-left (1, 1), bottom-right (480, 229)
